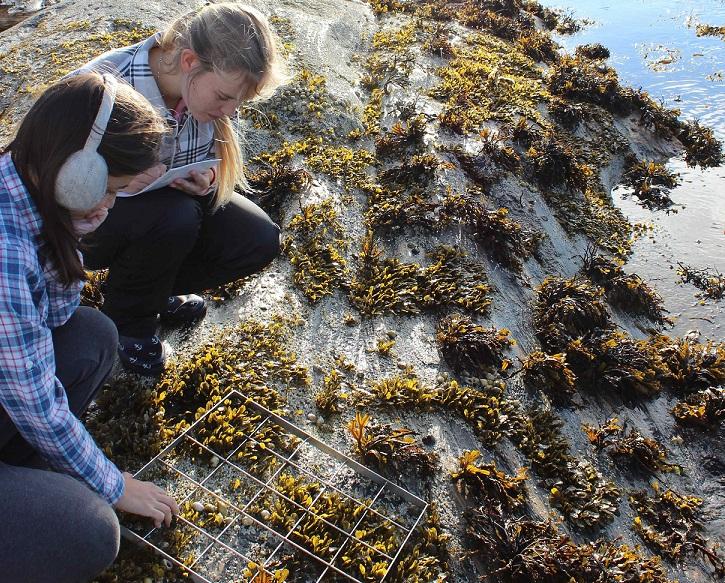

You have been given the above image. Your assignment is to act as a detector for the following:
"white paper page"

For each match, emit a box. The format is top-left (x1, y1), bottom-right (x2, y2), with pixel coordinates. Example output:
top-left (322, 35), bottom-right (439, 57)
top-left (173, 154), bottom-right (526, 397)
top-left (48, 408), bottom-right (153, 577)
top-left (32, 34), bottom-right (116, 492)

top-left (117, 158), bottom-right (221, 197)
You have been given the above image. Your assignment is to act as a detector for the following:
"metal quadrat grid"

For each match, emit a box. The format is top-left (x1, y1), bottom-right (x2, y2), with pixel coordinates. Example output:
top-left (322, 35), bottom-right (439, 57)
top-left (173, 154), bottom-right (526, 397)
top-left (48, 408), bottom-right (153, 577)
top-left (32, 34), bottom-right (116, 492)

top-left (122, 389), bottom-right (428, 582)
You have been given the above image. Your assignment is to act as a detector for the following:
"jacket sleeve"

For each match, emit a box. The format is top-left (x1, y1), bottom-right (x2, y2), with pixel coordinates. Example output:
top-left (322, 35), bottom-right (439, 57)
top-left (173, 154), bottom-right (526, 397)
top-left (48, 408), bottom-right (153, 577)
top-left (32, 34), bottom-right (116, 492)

top-left (0, 244), bottom-right (125, 504)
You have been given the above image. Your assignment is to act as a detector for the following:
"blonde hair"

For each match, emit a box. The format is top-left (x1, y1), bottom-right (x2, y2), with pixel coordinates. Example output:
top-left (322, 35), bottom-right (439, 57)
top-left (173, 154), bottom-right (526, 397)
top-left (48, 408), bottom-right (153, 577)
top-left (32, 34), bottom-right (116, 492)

top-left (160, 3), bottom-right (287, 209)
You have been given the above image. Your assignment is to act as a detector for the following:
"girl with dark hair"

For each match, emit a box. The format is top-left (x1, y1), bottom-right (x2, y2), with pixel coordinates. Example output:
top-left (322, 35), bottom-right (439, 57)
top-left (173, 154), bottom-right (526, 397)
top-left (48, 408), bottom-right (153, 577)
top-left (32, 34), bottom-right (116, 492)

top-left (0, 72), bottom-right (179, 583)
top-left (77, 3), bottom-right (288, 375)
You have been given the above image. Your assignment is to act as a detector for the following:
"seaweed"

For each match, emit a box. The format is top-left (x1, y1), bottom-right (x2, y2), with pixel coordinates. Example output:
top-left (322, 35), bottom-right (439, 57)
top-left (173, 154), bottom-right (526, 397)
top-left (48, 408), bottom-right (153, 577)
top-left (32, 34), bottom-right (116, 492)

top-left (582, 246), bottom-right (668, 324)
top-left (630, 485), bottom-right (725, 577)
top-left (247, 164), bottom-right (311, 224)
top-left (575, 43), bottom-right (611, 60)
top-left (583, 418), bottom-right (683, 474)
top-left (315, 368), bottom-right (348, 416)
top-left (695, 23), bottom-right (725, 40)
top-left (676, 263), bottom-right (725, 299)
top-left (467, 506), bottom-right (671, 583)
top-left (436, 314), bottom-right (515, 375)
top-left (672, 387), bottom-right (725, 428)
top-left (566, 331), bottom-right (667, 398)
top-left (513, 408), bottom-right (620, 527)
top-left (441, 189), bottom-right (541, 269)
top-left (281, 200), bottom-right (350, 303)
top-left (677, 119), bottom-right (723, 168)
top-left (374, 114), bottom-right (428, 158)
top-left (533, 276), bottom-right (609, 352)
top-left (451, 450), bottom-right (527, 510)
top-left (80, 269), bottom-right (107, 310)
top-left (517, 30), bottom-right (559, 63)
top-left (349, 237), bottom-right (492, 316)
top-left (621, 158), bottom-right (680, 210)
top-left (347, 412), bottom-right (439, 476)
top-left (520, 351), bottom-right (577, 403)
top-left (526, 131), bottom-right (591, 191)
top-left (548, 96), bottom-right (588, 129)
top-left (652, 335), bottom-right (725, 392)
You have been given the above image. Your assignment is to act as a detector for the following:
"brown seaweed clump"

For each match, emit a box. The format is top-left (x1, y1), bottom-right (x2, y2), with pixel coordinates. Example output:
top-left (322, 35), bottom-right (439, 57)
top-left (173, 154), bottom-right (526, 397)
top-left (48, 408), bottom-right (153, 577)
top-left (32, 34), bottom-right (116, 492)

top-left (630, 485), bottom-right (725, 577)
top-left (677, 119), bottom-right (723, 168)
top-left (533, 276), bottom-right (610, 352)
top-left (80, 269), bottom-right (107, 310)
top-left (695, 23), bottom-right (725, 39)
top-left (583, 418), bottom-right (682, 474)
top-left (520, 351), bottom-right (577, 403)
top-left (526, 131), bottom-right (591, 191)
top-left (436, 314), bottom-right (515, 375)
top-left (347, 412), bottom-right (438, 477)
top-left (582, 246), bottom-right (668, 324)
top-left (672, 387), bottom-right (725, 428)
top-left (441, 190), bottom-right (541, 269)
top-left (375, 115), bottom-right (428, 158)
top-left (566, 331), bottom-right (668, 398)
top-left (676, 263), bottom-right (725, 300)
top-left (314, 368), bottom-right (349, 416)
top-left (247, 163), bottom-right (311, 224)
top-left (282, 200), bottom-right (349, 303)
top-left (621, 159), bottom-right (680, 210)
top-left (575, 43), bottom-right (610, 60)
top-left (514, 409), bottom-right (620, 527)
top-left (652, 335), bottom-right (725, 392)
top-left (466, 505), bottom-right (670, 583)
top-left (349, 237), bottom-right (493, 316)
top-left (451, 450), bottom-right (527, 511)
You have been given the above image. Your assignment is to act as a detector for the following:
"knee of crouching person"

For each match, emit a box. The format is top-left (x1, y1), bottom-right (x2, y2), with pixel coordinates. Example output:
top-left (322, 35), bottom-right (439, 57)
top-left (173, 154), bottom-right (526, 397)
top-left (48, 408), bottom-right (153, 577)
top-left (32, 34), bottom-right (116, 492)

top-left (84, 498), bottom-right (121, 577)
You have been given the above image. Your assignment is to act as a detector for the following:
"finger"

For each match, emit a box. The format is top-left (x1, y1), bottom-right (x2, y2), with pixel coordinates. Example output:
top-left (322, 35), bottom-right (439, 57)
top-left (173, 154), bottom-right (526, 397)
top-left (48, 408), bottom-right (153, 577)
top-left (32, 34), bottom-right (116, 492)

top-left (155, 501), bottom-right (173, 527)
top-left (159, 492), bottom-right (180, 515)
top-left (151, 508), bottom-right (165, 528)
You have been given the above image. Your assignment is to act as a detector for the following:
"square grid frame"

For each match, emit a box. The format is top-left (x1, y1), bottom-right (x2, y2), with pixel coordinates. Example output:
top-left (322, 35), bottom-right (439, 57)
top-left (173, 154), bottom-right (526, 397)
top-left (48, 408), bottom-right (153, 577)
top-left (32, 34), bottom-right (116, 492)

top-left (121, 389), bottom-right (429, 583)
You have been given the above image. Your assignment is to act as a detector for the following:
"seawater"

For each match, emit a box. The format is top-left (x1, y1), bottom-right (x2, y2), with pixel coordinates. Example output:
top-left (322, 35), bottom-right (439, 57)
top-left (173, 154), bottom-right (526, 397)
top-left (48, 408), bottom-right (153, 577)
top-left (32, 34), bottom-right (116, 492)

top-left (539, 0), bottom-right (725, 340)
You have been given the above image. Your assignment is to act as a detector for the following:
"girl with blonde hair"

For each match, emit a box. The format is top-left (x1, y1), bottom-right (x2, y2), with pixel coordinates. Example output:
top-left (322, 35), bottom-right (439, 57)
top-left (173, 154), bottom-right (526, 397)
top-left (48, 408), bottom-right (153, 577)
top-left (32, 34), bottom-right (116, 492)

top-left (78, 3), bottom-right (286, 374)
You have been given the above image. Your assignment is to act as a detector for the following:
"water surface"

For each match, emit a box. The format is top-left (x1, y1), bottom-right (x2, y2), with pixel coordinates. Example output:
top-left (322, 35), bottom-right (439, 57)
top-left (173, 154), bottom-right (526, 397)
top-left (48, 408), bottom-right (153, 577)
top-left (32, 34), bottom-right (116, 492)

top-left (539, 0), bottom-right (725, 339)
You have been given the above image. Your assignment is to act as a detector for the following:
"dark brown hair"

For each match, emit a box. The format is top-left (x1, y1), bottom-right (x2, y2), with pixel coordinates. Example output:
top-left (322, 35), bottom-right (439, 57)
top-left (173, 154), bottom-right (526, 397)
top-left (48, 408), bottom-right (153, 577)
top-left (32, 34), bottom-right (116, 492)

top-left (4, 73), bottom-right (168, 285)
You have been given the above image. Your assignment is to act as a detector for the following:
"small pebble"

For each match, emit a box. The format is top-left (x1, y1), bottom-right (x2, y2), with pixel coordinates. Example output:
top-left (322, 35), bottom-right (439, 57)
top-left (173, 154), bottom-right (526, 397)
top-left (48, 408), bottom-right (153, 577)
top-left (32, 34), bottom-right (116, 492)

top-left (242, 515), bottom-right (254, 527)
top-left (307, 413), bottom-right (318, 423)
top-left (191, 501), bottom-right (205, 513)
top-left (671, 435), bottom-right (684, 445)
top-left (203, 503), bottom-right (216, 513)
top-left (436, 375), bottom-right (445, 383)
top-left (163, 559), bottom-right (172, 570)
top-left (224, 516), bottom-right (234, 525)
top-left (260, 509), bottom-right (271, 521)
top-left (217, 406), bottom-right (225, 413)
top-left (316, 417), bottom-right (325, 427)
top-left (210, 456), bottom-right (220, 468)
top-left (397, 362), bottom-right (408, 370)
top-left (387, 330), bottom-right (397, 339)
top-left (144, 578), bottom-right (153, 583)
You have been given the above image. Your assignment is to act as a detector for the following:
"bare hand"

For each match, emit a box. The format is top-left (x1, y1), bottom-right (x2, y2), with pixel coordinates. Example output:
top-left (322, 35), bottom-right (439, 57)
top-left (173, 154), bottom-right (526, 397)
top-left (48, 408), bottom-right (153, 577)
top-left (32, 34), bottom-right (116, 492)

top-left (72, 207), bottom-right (109, 236)
top-left (115, 473), bottom-right (179, 527)
top-left (171, 168), bottom-right (215, 196)
top-left (123, 163), bottom-right (167, 195)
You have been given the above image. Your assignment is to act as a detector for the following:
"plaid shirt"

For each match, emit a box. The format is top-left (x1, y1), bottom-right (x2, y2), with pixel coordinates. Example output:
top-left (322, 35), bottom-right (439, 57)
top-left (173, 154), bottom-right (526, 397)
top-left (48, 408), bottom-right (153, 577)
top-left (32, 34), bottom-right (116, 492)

top-left (77, 33), bottom-right (216, 170)
top-left (0, 153), bottom-right (124, 504)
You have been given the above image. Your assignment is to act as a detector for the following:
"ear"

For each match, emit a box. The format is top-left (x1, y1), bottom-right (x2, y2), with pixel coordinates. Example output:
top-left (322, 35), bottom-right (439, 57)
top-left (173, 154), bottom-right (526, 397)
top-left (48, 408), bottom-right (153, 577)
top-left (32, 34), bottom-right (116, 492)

top-left (179, 49), bottom-right (200, 73)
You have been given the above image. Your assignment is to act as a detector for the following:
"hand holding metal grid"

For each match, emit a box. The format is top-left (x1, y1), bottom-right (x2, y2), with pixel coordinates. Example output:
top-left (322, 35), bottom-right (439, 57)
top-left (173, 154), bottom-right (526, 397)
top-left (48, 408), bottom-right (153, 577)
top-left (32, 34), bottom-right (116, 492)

top-left (122, 390), bottom-right (428, 582)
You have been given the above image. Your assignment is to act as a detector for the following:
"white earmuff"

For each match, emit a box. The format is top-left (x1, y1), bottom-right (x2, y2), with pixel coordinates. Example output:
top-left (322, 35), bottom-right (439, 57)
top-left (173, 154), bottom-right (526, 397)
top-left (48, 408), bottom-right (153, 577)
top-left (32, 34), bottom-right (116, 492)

top-left (55, 74), bottom-right (118, 211)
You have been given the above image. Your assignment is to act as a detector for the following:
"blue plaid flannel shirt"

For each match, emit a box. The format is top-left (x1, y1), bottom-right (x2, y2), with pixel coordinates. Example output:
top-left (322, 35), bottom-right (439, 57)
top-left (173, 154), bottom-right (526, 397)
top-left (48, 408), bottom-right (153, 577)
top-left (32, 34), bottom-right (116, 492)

top-left (0, 153), bottom-right (124, 504)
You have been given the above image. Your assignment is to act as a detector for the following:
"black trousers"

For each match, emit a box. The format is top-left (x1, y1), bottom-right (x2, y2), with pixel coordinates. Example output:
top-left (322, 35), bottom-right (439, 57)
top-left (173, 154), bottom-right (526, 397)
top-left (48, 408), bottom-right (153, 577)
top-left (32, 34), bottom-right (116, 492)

top-left (0, 307), bottom-right (121, 583)
top-left (82, 187), bottom-right (281, 337)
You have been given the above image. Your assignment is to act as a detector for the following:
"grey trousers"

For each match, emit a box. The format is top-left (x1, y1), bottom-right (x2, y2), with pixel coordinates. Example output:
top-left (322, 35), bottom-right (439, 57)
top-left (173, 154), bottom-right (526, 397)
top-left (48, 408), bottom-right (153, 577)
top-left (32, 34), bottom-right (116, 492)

top-left (0, 307), bottom-right (121, 582)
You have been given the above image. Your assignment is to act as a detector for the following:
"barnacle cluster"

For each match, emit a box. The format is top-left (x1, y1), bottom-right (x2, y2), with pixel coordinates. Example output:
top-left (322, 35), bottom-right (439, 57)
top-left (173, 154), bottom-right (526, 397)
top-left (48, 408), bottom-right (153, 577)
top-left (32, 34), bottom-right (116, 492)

top-left (514, 409), bottom-right (620, 527)
top-left (436, 314), bottom-right (514, 375)
top-left (347, 412), bottom-right (439, 476)
top-left (281, 199), bottom-right (349, 303)
top-left (349, 236), bottom-right (492, 317)
top-left (520, 350), bottom-right (577, 403)
top-left (582, 246), bottom-right (668, 324)
top-left (630, 485), bottom-right (725, 577)
top-left (621, 158), bottom-right (680, 210)
top-left (583, 418), bottom-right (682, 474)
top-left (466, 506), bottom-right (671, 583)
top-left (451, 450), bottom-right (527, 510)
top-left (533, 276), bottom-right (609, 352)
top-left (676, 262), bottom-right (725, 299)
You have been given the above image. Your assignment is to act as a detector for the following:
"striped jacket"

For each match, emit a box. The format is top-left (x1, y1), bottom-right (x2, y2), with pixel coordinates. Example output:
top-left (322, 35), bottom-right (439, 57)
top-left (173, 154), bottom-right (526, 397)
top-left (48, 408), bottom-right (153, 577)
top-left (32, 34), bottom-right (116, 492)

top-left (0, 153), bottom-right (124, 504)
top-left (77, 33), bottom-right (216, 171)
